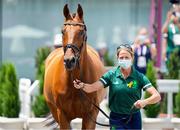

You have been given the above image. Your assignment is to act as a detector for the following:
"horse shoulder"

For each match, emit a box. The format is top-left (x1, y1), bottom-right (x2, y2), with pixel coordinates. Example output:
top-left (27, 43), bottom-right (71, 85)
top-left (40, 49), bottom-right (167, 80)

top-left (44, 48), bottom-right (66, 102)
top-left (45, 48), bottom-right (63, 67)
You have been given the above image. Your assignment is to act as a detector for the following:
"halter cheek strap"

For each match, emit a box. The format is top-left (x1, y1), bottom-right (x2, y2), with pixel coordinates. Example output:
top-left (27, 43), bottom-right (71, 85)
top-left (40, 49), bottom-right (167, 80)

top-left (63, 21), bottom-right (87, 60)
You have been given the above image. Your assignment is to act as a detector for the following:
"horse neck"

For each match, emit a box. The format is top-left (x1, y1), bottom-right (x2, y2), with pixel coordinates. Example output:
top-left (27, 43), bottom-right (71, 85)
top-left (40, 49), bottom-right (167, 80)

top-left (70, 43), bottom-right (88, 81)
top-left (79, 43), bottom-right (88, 79)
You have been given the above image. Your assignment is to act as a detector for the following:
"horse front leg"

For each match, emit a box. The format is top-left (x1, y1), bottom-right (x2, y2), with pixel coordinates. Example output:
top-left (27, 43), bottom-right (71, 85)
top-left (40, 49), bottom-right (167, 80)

top-left (82, 109), bottom-right (99, 130)
top-left (57, 109), bottom-right (71, 130)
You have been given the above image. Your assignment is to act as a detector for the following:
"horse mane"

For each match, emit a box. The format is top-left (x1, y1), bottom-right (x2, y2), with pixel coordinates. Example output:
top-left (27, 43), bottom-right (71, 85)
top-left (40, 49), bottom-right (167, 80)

top-left (44, 4), bottom-right (106, 129)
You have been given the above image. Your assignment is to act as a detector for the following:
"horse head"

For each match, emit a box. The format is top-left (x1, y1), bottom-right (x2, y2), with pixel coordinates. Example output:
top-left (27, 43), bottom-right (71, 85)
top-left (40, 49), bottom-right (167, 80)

top-left (62, 4), bottom-right (87, 71)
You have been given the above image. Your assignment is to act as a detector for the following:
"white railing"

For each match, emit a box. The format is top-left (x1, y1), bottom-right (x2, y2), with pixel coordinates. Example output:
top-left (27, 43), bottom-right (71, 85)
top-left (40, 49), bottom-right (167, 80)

top-left (19, 78), bottom-right (39, 119)
top-left (157, 79), bottom-right (180, 118)
top-left (0, 78), bottom-right (180, 130)
top-left (0, 117), bottom-right (180, 130)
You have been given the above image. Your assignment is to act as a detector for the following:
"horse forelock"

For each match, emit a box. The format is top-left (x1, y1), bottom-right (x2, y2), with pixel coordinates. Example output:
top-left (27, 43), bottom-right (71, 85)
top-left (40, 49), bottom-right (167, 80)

top-left (44, 4), bottom-right (107, 129)
top-left (72, 13), bottom-right (76, 19)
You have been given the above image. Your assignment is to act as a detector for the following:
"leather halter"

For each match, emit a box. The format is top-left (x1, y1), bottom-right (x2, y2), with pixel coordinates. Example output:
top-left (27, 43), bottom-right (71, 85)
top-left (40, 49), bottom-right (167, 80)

top-left (63, 22), bottom-right (87, 61)
top-left (63, 21), bottom-right (135, 127)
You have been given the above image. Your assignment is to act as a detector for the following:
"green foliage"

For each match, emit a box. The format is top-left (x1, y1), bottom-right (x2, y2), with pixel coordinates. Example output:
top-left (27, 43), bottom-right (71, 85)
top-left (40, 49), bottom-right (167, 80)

top-left (175, 91), bottom-right (180, 117)
top-left (38, 64), bottom-right (45, 94)
top-left (167, 48), bottom-right (180, 79)
top-left (103, 51), bottom-right (114, 66)
top-left (0, 66), bottom-right (3, 115)
top-left (144, 61), bottom-right (160, 118)
top-left (32, 95), bottom-right (49, 117)
top-left (32, 46), bottom-right (51, 117)
top-left (161, 94), bottom-right (167, 113)
top-left (35, 47), bottom-right (51, 79)
top-left (146, 61), bottom-right (157, 87)
top-left (0, 62), bottom-right (20, 117)
top-left (166, 48), bottom-right (180, 117)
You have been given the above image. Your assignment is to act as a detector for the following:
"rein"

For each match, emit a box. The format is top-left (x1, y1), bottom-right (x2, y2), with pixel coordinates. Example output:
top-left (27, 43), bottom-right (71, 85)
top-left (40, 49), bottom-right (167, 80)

top-left (63, 21), bottom-right (87, 63)
top-left (79, 87), bottom-right (135, 127)
top-left (65, 21), bottom-right (134, 128)
top-left (70, 63), bottom-right (134, 127)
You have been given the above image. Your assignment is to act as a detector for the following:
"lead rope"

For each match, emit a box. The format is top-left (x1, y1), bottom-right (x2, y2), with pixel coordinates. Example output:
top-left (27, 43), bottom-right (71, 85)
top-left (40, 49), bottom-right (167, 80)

top-left (77, 63), bottom-right (133, 126)
top-left (78, 52), bottom-right (112, 127)
top-left (78, 65), bottom-right (133, 126)
top-left (79, 88), bottom-right (110, 127)
top-left (79, 87), bottom-right (134, 125)
top-left (70, 45), bottom-right (133, 128)
top-left (70, 62), bottom-right (110, 127)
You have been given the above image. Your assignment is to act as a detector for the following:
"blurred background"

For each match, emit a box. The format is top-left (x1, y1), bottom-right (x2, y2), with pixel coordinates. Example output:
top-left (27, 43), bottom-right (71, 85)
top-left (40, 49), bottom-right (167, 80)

top-left (1, 0), bottom-right (171, 80)
top-left (0, 0), bottom-right (180, 129)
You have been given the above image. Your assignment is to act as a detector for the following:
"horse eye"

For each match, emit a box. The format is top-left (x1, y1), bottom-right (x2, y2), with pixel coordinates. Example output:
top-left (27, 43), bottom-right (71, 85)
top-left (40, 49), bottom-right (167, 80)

top-left (79, 31), bottom-right (84, 36)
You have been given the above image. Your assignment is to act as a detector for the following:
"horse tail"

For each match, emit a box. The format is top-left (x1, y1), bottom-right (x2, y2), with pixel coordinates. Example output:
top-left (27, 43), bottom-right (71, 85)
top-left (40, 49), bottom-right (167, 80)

top-left (43, 113), bottom-right (59, 129)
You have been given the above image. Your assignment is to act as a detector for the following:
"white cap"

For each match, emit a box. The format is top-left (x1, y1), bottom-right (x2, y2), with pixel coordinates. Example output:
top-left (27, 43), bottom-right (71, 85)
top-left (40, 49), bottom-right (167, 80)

top-left (54, 34), bottom-right (62, 46)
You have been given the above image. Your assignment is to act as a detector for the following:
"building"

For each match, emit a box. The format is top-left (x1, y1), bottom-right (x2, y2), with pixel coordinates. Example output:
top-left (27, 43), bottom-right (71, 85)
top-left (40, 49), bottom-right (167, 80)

top-left (1, 0), bottom-right (170, 80)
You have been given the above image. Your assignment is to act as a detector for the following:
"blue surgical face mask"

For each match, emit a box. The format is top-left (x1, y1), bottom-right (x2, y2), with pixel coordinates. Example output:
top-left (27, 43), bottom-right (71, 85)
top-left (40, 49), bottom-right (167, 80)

top-left (118, 59), bottom-right (132, 69)
top-left (138, 35), bottom-right (147, 43)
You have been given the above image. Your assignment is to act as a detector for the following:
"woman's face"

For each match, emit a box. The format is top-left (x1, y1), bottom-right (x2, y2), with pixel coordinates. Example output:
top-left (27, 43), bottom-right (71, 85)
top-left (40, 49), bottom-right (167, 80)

top-left (118, 49), bottom-right (132, 60)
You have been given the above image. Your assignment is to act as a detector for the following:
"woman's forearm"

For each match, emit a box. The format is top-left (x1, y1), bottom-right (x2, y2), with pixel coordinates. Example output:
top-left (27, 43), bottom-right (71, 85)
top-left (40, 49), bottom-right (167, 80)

top-left (83, 81), bottom-right (104, 93)
top-left (162, 21), bottom-right (169, 33)
top-left (144, 93), bottom-right (161, 105)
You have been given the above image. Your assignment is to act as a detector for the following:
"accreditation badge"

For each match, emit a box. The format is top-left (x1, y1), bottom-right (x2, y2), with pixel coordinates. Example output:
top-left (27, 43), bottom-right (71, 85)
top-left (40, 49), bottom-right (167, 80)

top-left (137, 56), bottom-right (146, 68)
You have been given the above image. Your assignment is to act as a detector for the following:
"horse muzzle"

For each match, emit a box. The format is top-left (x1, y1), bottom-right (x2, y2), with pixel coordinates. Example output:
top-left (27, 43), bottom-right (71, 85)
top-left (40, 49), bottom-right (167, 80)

top-left (64, 57), bottom-right (77, 70)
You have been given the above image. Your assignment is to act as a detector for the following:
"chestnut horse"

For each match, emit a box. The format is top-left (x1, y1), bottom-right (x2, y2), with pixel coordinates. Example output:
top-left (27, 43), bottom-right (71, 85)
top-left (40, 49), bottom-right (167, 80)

top-left (44, 4), bottom-right (106, 130)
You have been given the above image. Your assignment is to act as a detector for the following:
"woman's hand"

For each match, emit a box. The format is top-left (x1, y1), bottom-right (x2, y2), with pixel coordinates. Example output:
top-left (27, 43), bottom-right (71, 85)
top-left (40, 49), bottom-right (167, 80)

top-left (166, 11), bottom-right (172, 22)
top-left (73, 79), bottom-right (84, 89)
top-left (134, 100), bottom-right (147, 109)
top-left (73, 80), bottom-right (104, 93)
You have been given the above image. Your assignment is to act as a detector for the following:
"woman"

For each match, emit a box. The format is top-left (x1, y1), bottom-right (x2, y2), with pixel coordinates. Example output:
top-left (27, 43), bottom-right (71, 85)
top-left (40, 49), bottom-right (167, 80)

top-left (73, 44), bottom-right (161, 130)
top-left (134, 27), bottom-right (156, 74)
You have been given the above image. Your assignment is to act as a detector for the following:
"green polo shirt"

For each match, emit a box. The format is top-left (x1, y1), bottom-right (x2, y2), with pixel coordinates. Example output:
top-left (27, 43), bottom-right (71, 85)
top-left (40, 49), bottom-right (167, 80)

top-left (99, 66), bottom-right (152, 115)
top-left (167, 22), bottom-right (180, 54)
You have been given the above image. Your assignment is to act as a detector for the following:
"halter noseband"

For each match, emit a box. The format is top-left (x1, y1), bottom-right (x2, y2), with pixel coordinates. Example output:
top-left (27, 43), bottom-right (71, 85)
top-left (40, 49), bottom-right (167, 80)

top-left (63, 22), bottom-right (87, 60)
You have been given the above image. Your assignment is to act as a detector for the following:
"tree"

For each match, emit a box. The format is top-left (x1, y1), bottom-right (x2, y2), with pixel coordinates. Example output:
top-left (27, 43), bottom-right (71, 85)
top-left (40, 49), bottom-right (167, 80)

top-left (0, 62), bottom-right (20, 117)
top-left (144, 61), bottom-right (160, 117)
top-left (167, 48), bottom-right (180, 117)
top-left (167, 48), bottom-right (180, 79)
top-left (32, 46), bottom-right (51, 117)
top-left (103, 51), bottom-right (114, 66)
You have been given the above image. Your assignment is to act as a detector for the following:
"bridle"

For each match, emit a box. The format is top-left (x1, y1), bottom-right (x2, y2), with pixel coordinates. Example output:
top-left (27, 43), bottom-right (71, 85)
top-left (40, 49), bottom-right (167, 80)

top-left (62, 21), bottom-right (87, 64)
top-left (63, 22), bottom-right (135, 128)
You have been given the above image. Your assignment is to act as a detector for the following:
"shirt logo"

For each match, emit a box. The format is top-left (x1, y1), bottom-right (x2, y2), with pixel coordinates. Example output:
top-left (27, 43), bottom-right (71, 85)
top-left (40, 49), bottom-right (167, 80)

top-left (113, 81), bottom-right (119, 84)
top-left (127, 80), bottom-right (137, 88)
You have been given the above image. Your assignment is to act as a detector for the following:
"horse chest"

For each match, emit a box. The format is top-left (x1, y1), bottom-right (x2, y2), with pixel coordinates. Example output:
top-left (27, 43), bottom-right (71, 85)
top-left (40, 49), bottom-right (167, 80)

top-left (58, 90), bottom-right (95, 114)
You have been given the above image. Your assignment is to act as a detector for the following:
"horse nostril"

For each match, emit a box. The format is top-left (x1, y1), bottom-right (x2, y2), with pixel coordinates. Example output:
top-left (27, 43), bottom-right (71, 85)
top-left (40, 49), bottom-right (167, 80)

top-left (64, 59), bottom-right (69, 65)
top-left (71, 57), bottom-right (76, 64)
top-left (64, 57), bottom-right (76, 69)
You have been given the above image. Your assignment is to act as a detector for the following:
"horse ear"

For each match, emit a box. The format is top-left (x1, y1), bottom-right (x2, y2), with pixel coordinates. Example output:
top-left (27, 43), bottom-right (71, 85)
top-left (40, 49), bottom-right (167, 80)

top-left (77, 4), bottom-right (83, 19)
top-left (63, 4), bottom-right (71, 20)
